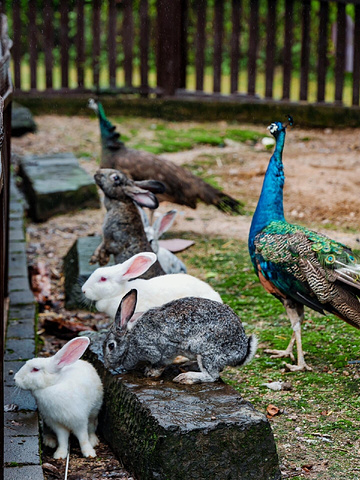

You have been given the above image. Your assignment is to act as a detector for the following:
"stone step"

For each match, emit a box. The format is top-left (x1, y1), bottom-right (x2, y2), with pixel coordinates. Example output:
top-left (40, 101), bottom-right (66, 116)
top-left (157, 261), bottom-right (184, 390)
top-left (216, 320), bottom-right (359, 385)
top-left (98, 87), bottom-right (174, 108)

top-left (63, 235), bottom-right (114, 309)
top-left (18, 153), bottom-right (100, 222)
top-left (86, 333), bottom-right (282, 480)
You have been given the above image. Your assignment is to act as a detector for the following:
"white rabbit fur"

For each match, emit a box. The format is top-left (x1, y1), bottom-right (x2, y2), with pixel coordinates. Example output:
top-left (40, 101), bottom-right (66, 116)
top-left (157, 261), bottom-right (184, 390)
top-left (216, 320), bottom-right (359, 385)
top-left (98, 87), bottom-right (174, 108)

top-left (14, 337), bottom-right (103, 459)
top-left (138, 207), bottom-right (187, 274)
top-left (82, 252), bottom-right (222, 319)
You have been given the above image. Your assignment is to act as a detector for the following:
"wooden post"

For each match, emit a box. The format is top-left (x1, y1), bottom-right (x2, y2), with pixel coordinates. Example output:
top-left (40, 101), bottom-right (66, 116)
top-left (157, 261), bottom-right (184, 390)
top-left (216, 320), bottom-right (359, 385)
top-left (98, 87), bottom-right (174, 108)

top-left (195, 0), bottom-right (206, 92)
top-left (282, 0), bottom-right (293, 100)
top-left (247, 0), bottom-right (259, 97)
top-left (299, 0), bottom-right (311, 101)
top-left (265, 0), bottom-right (277, 99)
top-left (316, 0), bottom-right (328, 103)
top-left (230, 0), bottom-right (242, 94)
top-left (77, 0), bottom-right (85, 89)
top-left (352, 5), bottom-right (360, 106)
top-left (334, 2), bottom-right (346, 104)
top-left (156, 0), bottom-right (184, 96)
top-left (140, 0), bottom-right (150, 95)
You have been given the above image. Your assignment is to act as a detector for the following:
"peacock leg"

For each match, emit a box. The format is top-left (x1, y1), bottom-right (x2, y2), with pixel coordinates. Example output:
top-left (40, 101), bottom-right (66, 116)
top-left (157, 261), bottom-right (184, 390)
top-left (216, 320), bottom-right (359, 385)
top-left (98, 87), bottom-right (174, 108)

top-left (264, 331), bottom-right (296, 361)
top-left (283, 299), bottom-right (312, 372)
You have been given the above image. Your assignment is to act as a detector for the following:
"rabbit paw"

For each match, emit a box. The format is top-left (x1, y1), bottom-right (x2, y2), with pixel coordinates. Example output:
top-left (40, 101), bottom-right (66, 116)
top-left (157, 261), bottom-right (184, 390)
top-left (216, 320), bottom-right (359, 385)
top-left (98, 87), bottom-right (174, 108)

top-left (43, 433), bottom-right (57, 449)
top-left (81, 443), bottom-right (97, 458)
top-left (89, 433), bottom-right (100, 448)
top-left (53, 447), bottom-right (68, 459)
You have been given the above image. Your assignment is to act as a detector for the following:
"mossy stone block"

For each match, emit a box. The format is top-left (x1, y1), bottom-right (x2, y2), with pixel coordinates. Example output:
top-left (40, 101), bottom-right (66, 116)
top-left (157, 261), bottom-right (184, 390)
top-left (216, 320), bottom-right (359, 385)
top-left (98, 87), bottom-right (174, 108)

top-left (18, 153), bottom-right (100, 222)
top-left (63, 236), bottom-right (115, 309)
top-left (86, 334), bottom-right (282, 480)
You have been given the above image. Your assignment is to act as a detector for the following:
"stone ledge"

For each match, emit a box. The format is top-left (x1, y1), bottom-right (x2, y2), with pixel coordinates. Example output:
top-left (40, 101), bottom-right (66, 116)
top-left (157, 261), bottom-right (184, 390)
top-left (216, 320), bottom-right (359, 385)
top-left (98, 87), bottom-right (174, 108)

top-left (86, 334), bottom-right (281, 480)
top-left (18, 153), bottom-right (100, 222)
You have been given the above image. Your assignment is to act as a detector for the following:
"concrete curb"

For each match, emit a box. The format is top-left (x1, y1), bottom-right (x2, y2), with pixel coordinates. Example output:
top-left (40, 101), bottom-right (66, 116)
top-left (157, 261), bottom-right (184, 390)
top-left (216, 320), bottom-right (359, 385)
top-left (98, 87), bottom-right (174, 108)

top-left (4, 176), bottom-right (44, 479)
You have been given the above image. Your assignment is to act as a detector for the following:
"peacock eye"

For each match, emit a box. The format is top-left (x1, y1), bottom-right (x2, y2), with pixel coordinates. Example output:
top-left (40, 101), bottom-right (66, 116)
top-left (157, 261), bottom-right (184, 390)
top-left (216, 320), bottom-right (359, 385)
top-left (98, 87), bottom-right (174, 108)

top-left (100, 277), bottom-right (107, 282)
top-left (31, 368), bottom-right (40, 373)
top-left (108, 342), bottom-right (115, 351)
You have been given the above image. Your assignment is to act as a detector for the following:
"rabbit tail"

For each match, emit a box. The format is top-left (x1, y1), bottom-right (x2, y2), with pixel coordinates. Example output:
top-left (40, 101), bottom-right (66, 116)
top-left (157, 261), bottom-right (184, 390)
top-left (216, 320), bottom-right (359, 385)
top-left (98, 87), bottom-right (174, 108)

top-left (239, 334), bottom-right (258, 366)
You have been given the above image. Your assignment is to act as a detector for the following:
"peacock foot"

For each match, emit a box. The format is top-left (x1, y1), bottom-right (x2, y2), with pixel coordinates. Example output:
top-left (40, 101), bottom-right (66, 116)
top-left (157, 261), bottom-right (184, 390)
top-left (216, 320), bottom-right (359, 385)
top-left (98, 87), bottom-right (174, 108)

top-left (284, 361), bottom-right (312, 372)
top-left (264, 348), bottom-right (295, 362)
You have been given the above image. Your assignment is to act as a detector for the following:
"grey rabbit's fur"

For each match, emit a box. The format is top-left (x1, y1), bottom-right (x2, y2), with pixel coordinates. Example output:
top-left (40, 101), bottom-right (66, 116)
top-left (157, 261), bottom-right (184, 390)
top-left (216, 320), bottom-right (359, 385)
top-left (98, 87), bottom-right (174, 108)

top-left (103, 289), bottom-right (258, 384)
top-left (91, 168), bottom-right (165, 279)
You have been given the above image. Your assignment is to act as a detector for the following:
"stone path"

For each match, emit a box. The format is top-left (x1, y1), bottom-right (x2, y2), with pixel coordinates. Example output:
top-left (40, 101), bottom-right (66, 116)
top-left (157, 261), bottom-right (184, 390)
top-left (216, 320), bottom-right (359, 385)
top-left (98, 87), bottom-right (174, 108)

top-left (4, 177), bottom-right (44, 479)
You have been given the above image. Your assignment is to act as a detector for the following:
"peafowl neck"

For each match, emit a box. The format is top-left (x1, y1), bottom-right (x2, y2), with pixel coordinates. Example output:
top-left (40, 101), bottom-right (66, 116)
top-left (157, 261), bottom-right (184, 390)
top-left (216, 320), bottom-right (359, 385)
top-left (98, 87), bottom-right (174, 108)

top-left (97, 103), bottom-right (124, 150)
top-left (249, 130), bottom-right (286, 243)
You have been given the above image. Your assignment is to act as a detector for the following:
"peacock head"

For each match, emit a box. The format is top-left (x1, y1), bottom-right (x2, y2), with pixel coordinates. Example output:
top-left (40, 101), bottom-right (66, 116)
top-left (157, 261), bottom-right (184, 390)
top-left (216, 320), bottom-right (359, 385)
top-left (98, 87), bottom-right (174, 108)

top-left (268, 115), bottom-right (294, 139)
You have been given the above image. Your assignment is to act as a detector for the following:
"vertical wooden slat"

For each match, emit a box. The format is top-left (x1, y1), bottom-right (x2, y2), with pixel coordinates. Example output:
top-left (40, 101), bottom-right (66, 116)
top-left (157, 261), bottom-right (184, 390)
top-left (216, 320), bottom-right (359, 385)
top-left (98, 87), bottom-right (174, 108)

top-left (265, 0), bottom-right (277, 99)
top-left (76, 0), bottom-right (85, 89)
top-left (316, 1), bottom-right (328, 103)
top-left (28, 0), bottom-right (37, 90)
top-left (195, 0), bottom-right (206, 92)
top-left (139, 0), bottom-right (150, 95)
top-left (12, 0), bottom-right (21, 90)
top-left (282, 0), bottom-right (293, 100)
top-left (299, 0), bottom-right (311, 101)
top-left (334, 2), bottom-right (346, 104)
top-left (123, 0), bottom-right (134, 87)
top-left (247, 0), bottom-right (259, 97)
top-left (157, 0), bottom-right (182, 96)
top-left (93, 0), bottom-right (101, 89)
top-left (213, 0), bottom-right (224, 93)
top-left (179, 0), bottom-right (188, 89)
top-left (352, 5), bottom-right (360, 106)
top-left (44, 0), bottom-right (53, 90)
top-left (230, 0), bottom-right (241, 94)
top-left (60, 0), bottom-right (69, 89)
top-left (108, 0), bottom-right (117, 89)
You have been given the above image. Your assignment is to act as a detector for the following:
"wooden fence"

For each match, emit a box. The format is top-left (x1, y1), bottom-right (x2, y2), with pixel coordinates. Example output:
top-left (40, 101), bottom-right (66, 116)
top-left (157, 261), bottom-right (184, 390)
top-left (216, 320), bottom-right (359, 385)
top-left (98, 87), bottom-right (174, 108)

top-left (4, 0), bottom-right (360, 105)
top-left (0, 11), bottom-right (13, 473)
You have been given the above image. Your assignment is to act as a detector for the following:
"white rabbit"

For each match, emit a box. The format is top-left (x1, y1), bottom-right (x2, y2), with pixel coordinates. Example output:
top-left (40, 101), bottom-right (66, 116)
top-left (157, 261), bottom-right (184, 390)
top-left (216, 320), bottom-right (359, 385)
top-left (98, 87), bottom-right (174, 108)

top-left (82, 252), bottom-right (222, 319)
top-left (138, 208), bottom-right (187, 274)
top-left (14, 337), bottom-right (103, 459)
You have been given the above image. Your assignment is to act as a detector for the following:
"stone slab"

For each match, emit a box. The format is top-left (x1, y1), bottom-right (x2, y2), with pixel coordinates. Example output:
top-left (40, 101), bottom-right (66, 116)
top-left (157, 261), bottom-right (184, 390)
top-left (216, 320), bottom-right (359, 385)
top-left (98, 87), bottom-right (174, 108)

top-left (5, 411), bottom-right (40, 437)
top-left (7, 316), bottom-right (35, 339)
top-left (8, 250), bottom-right (28, 278)
top-left (8, 304), bottom-right (36, 321)
top-left (8, 275), bottom-right (31, 292)
top-left (9, 240), bottom-right (26, 255)
top-left (11, 101), bottom-right (37, 137)
top-left (18, 153), bottom-right (100, 222)
top-left (64, 235), bottom-right (114, 309)
top-left (4, 465), bottom-right (44, 480)
top-left (4, 361), bottom-right (37, 411)
top-left (86, 334), bottom-right (281, 480)
top-left (5, 338), bottom-right (36, 361)
top-left (9, 289), bottom-right (35, 306)
top-left (4, 436), bottom-right (41, 465)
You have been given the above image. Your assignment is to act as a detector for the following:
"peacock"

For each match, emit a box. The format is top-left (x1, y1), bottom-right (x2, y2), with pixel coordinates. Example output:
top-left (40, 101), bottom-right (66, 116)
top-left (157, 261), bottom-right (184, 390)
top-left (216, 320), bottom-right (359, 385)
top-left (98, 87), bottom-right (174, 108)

top-left (248, 117), bottom-right (360, 371)
top-left (88, 98), bottom-right (243, 214)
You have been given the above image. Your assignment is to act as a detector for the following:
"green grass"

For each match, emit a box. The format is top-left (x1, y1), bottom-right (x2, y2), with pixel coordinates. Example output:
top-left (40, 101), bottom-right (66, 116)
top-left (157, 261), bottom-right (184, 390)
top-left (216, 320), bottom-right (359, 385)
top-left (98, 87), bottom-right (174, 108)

top-left (177, 235), bottom-right (360, 479)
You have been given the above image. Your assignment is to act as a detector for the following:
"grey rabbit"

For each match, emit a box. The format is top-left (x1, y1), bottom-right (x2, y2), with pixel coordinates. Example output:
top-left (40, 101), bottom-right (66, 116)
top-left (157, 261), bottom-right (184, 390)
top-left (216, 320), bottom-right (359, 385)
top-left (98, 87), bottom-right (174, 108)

top-left (91, 168), bottom-right (165, 279)
top-left (103, 289), bottom-right (258, 384)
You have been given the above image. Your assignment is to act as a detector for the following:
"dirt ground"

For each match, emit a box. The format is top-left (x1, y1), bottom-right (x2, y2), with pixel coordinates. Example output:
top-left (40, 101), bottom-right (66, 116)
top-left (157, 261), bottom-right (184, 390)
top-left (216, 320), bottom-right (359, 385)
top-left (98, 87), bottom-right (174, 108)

top-left (11, 115), bottom-right (360, 479)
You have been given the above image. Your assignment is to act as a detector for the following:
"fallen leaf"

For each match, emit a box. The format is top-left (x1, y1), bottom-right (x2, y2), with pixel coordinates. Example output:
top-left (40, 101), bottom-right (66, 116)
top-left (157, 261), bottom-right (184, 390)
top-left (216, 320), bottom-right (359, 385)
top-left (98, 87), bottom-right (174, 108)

top-left (266, 404), bottom-right (280, 418)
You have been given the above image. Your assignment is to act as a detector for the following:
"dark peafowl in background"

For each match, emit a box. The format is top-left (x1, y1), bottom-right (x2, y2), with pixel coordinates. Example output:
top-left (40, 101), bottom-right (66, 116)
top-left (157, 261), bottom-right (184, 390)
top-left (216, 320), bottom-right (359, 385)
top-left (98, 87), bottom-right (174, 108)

top-left (248, 117), bottom-right (360, 371)
top-left (88, 99), bottom-right (243, 215)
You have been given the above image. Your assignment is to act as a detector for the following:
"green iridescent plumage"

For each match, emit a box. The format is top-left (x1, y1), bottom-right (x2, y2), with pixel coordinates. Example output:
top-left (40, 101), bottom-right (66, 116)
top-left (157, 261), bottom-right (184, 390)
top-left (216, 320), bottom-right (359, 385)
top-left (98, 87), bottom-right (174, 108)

top-left (248, 120), bottom-right (360, 371)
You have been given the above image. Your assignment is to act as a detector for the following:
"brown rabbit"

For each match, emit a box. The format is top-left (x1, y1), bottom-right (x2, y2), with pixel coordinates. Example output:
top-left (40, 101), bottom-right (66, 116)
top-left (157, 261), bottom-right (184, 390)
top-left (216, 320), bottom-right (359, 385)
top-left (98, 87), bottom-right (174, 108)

top-left (91, 168), bottom-right (165, 279)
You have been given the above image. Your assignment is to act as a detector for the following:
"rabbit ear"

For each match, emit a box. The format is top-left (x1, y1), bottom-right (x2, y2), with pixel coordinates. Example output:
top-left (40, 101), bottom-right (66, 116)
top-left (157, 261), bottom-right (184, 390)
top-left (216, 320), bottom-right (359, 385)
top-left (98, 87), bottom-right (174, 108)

top-left (134, 180), bottom-right (166, 195)
top-left (137, 206), bottom-right (150, 228)
top-left (156, 210), bottom-right (177, 237)
top-left (123, 185), bottom-right (159, 209)
top-left (115, 289), bottom-right (137, 330)
top-left (118, 252), bottom-right (157, 281)
top-left (51, 337), bottom-right (90, 371)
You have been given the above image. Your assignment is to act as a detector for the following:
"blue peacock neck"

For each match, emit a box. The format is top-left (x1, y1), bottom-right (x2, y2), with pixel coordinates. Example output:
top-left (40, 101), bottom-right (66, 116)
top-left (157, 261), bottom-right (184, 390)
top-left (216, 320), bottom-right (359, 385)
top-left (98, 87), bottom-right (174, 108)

top-left (249, 129), bottom-right (286, 248)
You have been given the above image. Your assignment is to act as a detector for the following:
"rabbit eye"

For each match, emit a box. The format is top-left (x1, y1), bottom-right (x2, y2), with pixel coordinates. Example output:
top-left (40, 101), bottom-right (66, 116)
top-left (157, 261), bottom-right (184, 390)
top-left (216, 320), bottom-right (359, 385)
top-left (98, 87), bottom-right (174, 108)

top-left (31, 368), bottom-right (40, 373)
top-left (108, 342), bottom-right (115, 351)
top-left (99, 277), bottom-right (107, 282)
top-left (110, 173), bottom-right (121, 184)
